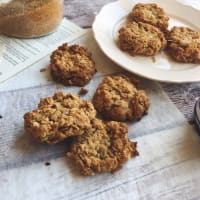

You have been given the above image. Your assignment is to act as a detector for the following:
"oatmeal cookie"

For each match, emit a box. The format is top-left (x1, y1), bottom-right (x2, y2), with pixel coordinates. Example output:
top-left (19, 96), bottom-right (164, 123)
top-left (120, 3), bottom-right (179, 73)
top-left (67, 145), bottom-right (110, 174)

top-left (118, 22), bottom-right (166, 56)
top-left (93, 74), bottom-right (150, 121)
top-left (128, 3), bottom-right (169, 31)
top-left (166, 26), bottom-right (200, 63)
top-left (50, 44), bottom-right (96, 86)
top-left (24, 92), bottom-right (96, 144)
top-left (67, 119), bottom-right (139, 176)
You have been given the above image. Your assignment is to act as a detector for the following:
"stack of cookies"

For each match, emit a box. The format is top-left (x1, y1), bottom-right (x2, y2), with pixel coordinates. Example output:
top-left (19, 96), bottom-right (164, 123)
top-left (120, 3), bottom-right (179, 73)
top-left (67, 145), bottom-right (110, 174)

top-left (118, 3), bottom-right (200, 63)
top-left (24, 43), bottom-right (150, 176)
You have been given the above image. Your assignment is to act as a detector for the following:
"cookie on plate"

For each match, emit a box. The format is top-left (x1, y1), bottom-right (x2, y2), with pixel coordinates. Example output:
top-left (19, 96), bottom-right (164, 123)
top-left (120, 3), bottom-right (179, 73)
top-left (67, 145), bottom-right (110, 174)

top-left (166, 26), bottom-right (200, 63)
top-left (93, 74), bottom-right (150, 121)
top-left (128, 3), bottom-right (169, 32)
top-left (24, 92), bottom-right (96, 144)
top-left (50, 44), bottom-right (96, 86)
top-left (67, 118), bottom-right (138, 176)
top-left (118, 22), bottom-right (167, 56)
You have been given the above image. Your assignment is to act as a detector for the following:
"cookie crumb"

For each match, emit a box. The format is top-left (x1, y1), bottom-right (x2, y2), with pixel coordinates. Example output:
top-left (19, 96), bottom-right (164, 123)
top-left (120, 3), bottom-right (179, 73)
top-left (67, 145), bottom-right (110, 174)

top-left (56, 84), bottom-right (63, 89)
top-left (79, 87), bottom-right (88, 95)
top-left (45, 162), bottom-right (51, 166)
top-left (40, 68), bottom-right (47, 72)
top-left (0, 115), bottom-right (2, 119)
top-left (151, 56), bottom-right (156, 63)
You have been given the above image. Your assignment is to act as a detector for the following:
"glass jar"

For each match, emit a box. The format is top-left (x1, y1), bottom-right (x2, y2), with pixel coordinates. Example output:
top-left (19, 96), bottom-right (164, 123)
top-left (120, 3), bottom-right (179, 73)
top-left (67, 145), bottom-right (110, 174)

top-left (0, 0), bottom-right (63, 38)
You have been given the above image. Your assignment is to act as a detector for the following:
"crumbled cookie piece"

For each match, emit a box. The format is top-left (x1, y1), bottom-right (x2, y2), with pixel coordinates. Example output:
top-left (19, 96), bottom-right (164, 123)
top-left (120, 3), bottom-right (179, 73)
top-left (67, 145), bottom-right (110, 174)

top-left (118, 22), bottom-right (166, 56)
top-left (40, 68), bottom-right (47, 72)
top-left (67, 118), bottom-right (138, 176)
top-left (128, 3), bottom-right (169, 32)
top-left (166, 26), bottom-right (200, 63)
top-left (0, 115), bottom-right (2, 119)
top-left (151, 56), bottom-right (156, 63)
top-left (93, 74), bottom-right (149, 121)
top-left (50, 44), bottom-right (96, 86)
top-left (45, 162), bottom-right (51, 166)
top-left (24, 92), bottom-right (96, 144)
top-left (78, 87), bottom-right (88, 96)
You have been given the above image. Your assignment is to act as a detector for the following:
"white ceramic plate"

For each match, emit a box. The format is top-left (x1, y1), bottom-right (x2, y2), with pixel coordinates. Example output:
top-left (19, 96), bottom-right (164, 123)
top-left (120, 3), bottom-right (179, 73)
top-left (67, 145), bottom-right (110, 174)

top-left (92, 0), bottom-right (200, 83)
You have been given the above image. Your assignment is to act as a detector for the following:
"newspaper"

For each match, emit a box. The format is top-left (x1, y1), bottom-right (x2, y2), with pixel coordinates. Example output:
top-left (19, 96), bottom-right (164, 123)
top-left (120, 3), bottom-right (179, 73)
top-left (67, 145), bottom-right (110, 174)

top-left (0, 18), bottom-right (86, 83)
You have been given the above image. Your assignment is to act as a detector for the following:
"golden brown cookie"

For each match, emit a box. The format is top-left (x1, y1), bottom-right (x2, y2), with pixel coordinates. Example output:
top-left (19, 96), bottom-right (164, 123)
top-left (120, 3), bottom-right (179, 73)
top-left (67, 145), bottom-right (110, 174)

top-left (93, 74), bottom-right (150, 121)
top-left (166, 26), bottom-right (200, 63)
top-left (67, 118), bottom-right (139, 176)
top-left (50, 44), bottom-right (96, 86)
top-left (24, 92), bottom-right (96, 144)
top-left (128, 3), bottom-right (169, 32)
top-left (118, 22), bottom-right (167, 56)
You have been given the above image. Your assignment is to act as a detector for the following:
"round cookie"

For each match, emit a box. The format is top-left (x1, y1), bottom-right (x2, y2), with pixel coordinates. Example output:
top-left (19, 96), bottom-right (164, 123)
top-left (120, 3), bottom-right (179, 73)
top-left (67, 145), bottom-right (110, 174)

top-left (50, 44), bottom-right (96, 86)
top-left (166, 26), bottom-right (200, 63)
top-left (118, 22), bottom-right (167, 56)
top-left (67, 118), bottom-right (138, 176)
top-left (93, 74), bottom-right (150, 121)
top-left (128, 3), bottom-right (169, 31)
top-left (24, 92), bottom-right (96, 144)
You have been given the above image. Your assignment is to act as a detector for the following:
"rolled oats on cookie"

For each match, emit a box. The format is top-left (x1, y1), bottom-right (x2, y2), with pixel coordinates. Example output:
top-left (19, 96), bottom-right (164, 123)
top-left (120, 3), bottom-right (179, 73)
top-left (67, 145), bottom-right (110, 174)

top-left (118, 22), bottom-right (166, 56)
top-left (50, 44), bottom-right (96, 86)
top-left (24, 92), bottom-right (96, 144)
top-left (166, 26), bottom-right (200, 63)
top-left (67, 118), bottom-right (139, 176)
top-left (93, 74), bottom-right (150, 121)
top-left (128, 3), bottom-right (169, 32)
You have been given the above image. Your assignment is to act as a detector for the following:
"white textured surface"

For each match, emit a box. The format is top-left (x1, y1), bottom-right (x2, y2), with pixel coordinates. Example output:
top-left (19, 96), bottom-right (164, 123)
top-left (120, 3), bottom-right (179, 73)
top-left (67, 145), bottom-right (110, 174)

top-left (176, 0), bottom-right (200, 10)
top-left (0, 42), bottom-right (4, 64)
top-left (1, 125), bottom-right (200, 200)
